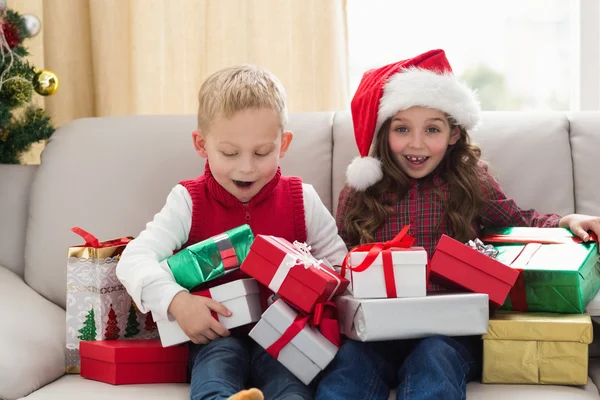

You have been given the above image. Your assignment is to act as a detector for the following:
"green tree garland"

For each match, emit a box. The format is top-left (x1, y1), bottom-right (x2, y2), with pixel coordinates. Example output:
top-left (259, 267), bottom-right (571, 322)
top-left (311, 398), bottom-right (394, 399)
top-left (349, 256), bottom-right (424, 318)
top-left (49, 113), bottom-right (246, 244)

top-left (0, 9), bottom-right (56, 164)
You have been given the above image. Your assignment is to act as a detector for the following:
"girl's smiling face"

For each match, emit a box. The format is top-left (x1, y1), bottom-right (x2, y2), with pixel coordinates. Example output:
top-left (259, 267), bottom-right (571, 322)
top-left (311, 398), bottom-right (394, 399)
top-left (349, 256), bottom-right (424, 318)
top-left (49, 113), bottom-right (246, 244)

top-left (388, 106), bottom-right (460, 179)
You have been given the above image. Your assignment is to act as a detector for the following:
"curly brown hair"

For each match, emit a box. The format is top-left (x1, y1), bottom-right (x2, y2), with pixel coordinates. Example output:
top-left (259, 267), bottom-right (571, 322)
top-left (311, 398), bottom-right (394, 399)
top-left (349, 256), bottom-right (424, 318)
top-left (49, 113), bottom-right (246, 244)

top-left (339, 116), bottom-right (486, 247)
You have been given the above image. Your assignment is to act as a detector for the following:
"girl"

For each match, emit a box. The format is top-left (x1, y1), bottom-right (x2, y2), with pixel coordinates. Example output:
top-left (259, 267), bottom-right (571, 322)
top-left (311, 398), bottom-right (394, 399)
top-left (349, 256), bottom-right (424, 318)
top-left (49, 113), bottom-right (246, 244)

top-left (315, 49), bottom-right (600, 400)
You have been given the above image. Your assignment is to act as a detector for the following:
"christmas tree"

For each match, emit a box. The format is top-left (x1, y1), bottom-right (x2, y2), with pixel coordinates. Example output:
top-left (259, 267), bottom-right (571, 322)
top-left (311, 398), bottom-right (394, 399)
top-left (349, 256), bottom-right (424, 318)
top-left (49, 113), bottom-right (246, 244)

top-left (78, 306), bottom-right (97, 341)
top-left (0, 5), bottom-right (58, 164)
top-left (124, 303), bottom-right (140, 338)
top-left (144, 312), bottom-right (157, 331)
top-left (104, 304), bottom-right (120, 340)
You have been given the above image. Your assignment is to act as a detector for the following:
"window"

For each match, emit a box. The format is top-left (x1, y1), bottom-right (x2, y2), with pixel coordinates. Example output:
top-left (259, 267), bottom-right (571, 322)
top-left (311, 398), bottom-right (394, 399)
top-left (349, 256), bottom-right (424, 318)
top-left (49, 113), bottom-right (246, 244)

top-left (347, 0), bottom-right (589, 111)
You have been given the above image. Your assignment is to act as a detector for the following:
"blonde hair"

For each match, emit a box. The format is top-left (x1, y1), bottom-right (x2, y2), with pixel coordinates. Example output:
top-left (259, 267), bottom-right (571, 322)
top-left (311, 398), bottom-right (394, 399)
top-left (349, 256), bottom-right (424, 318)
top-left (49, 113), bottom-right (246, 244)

top-left (197, 65), bottom-right (287, 130)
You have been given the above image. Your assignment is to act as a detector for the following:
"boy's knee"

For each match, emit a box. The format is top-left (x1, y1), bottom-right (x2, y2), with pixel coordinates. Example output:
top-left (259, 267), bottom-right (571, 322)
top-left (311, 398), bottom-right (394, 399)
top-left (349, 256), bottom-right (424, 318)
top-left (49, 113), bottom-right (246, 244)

top-left (193, 337), bottom-right (249, 362)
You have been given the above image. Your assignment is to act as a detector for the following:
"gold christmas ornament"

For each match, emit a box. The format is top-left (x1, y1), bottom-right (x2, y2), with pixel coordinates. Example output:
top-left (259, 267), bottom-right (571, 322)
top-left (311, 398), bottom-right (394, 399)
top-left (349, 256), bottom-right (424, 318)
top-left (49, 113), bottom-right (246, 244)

top-left (32, 69), bottom-right (59, 96)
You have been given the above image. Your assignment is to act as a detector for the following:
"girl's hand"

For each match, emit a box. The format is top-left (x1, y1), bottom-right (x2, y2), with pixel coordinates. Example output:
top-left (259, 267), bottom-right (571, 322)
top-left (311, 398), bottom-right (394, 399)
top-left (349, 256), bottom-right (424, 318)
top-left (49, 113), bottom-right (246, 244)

top-left (559, 214), bottom-right (600, 242)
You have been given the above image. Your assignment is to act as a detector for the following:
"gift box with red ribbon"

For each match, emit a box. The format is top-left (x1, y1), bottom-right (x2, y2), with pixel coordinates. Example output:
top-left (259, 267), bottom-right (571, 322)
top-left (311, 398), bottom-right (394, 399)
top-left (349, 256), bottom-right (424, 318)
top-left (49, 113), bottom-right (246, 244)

top-left (429, 234), bottom-right (520, 308)
top-left (166, 224), bottom-right (254, 290)
top-left (154, 278), bottom-right (262, 347)
top-left (481, 227), bottom-right (600, 313)
top-left (240, 235), bottom-right (349, 314)
top-left (249, 299), bottom-right (340, 385)
top-left (66, 227), bottom-right (159, 373)
top-left (342, 225), bottom-right (428, 298)
top-left (80, 339), bottom-right (188, 384)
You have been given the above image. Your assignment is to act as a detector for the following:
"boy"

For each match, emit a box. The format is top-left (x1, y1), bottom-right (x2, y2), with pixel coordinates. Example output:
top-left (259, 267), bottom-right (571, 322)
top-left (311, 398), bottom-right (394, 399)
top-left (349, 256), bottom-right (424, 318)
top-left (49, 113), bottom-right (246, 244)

top-left (117, 65), bottom-right (348, 400)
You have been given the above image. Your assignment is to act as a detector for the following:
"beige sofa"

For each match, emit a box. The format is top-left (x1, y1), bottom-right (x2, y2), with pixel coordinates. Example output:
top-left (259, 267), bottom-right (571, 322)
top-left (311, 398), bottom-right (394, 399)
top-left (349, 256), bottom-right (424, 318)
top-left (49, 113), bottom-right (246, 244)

top-left (2, 111), bottom-right (600, 400)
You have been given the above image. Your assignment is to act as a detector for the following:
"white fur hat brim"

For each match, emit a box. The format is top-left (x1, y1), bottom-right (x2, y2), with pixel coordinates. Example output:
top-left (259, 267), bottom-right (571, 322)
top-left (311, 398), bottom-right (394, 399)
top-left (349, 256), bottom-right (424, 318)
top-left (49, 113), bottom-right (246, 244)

top-left (375, 67), bottom-right (480, 135)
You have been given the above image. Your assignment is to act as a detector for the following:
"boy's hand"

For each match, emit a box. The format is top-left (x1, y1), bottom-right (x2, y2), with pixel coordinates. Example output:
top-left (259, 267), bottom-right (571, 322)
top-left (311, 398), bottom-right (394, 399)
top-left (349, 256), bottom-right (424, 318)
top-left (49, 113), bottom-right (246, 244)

top-left (168, 291), bottom-right (231, 344)
top-left (559, 214), bottom-right (600, 242)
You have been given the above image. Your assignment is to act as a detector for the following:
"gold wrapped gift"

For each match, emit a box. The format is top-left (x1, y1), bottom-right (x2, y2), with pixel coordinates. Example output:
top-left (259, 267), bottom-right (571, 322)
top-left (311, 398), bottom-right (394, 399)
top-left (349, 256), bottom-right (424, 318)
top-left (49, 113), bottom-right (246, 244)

top-left (482, 311), bottom-right (593, 385)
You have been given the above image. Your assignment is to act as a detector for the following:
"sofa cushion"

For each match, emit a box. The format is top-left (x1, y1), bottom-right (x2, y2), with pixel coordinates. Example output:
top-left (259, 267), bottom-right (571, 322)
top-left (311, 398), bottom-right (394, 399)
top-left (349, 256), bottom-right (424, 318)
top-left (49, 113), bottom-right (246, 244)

top-left (465, 380), bottom-right (599, 399)
top-left (0, 266), bottom-right (65, 400)
top-left (332, 111), bottom-right (574, 217)
top-left (20, 375), bottom-right (189, 399)
top-left (23, 374), bottom-right (599, 400)
top-left (567, 112), bottom-right (600, 216)
top-left (0, 165), bottom-right (37, 278)
top-left (471, 112), bottom-right (574, 217)
top-left (25, 114), bottom-right (335, 308)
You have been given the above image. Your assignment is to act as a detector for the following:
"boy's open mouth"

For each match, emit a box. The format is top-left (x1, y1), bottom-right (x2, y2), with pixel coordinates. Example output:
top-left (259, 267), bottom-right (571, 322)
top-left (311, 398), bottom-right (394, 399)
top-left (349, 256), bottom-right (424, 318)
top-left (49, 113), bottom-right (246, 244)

top-left (233, 180), bottom-right (254, 188)
top-left (405, 155), bottom-right (429, 165)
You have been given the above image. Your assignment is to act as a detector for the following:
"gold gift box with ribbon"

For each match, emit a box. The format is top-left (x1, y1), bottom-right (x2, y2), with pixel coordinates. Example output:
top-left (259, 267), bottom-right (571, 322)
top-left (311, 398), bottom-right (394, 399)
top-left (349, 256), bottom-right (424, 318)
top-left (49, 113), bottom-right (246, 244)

top-left (482, 311), bottom-right (593, 385)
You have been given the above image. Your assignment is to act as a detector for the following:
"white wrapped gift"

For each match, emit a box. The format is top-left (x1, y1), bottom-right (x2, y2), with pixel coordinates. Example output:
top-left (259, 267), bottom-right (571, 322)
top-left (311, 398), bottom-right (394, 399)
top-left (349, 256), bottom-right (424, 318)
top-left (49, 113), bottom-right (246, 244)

top-left (345, 246), bottom-right (427, 298)
top-left (336, 292), bottom-right (489, 341)
top-left (155, 278), bottom-right (262, 347)
top-left (249, 299), bottom-right (338, 385)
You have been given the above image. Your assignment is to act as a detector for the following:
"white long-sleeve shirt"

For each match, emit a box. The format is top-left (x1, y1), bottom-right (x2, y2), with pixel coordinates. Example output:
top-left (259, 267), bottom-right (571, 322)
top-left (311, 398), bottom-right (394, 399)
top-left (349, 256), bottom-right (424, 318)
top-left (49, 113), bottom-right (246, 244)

top-left (116, 183), bottom-right (348, 322)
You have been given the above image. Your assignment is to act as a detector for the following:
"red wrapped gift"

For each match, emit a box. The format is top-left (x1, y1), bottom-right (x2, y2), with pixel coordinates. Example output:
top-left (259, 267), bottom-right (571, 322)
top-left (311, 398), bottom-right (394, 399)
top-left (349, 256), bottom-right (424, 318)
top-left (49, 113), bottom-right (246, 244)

top-left (80, 340), bottom-right (188, 384)
top-left (241, 235), bottom-right (349, 314)
top-left (429, 234), bottom-right (520, 308)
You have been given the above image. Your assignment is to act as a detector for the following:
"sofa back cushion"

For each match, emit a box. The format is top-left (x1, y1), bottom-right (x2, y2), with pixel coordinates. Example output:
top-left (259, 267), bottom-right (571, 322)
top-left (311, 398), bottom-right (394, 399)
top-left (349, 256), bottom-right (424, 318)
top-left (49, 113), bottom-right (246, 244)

top-left (568, 112), bottom-right (600, 216)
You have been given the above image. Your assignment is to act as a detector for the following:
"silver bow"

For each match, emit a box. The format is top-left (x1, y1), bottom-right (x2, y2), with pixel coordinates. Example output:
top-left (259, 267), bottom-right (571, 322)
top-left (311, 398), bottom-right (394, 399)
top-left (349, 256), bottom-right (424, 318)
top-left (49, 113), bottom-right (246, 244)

top-left (466, 238), bottom-right (499, 258)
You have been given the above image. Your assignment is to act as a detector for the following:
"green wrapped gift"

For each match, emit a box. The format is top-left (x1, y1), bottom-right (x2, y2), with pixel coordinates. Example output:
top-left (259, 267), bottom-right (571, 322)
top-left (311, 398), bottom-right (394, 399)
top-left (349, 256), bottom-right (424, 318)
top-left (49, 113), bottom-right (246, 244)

top-left (481, 227), bottom-right (600, 313)
top-left (167, 224), bottom-right (254, 290)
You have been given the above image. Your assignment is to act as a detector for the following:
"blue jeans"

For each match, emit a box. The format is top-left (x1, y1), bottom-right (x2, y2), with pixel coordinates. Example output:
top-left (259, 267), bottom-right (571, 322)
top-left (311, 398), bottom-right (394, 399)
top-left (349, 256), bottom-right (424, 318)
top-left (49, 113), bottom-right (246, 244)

top-left (189, 336), bottom-right (314, 400)
top-left (315, 335), bottom-right (481, 400)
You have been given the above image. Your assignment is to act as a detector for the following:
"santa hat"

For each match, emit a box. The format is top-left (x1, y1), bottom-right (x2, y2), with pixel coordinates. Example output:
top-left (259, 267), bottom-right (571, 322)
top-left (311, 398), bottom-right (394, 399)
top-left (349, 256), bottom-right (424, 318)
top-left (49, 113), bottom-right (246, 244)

top-left (347, 49), bottom-right (481, 191)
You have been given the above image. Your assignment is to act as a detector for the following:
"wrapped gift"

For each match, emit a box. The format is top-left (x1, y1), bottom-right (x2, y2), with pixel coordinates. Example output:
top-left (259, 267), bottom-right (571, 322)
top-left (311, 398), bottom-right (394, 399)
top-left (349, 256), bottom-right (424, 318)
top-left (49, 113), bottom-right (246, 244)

top-left (335, 292), bottom-right (489, 342)
top-left (167, 224), bottom-right (254, 290)
top-left (481, 227), bottom-right (600, 313)
top-left (342, 225), bottom-right (427, 298)
top-left (482, 311), bottom-right (592, 385)
top-left (249, 299), bottom-right (339, 385)
top-left (80, 339), bottom-right (188, 384)
top-left (66, 227), bottom-right (159, 373)
top-left (241, 235), bottom-right (348, 314)
top-left (155, 278), bottom-right (262, 347)
top-left (429, 235), bottom-right (520, 308)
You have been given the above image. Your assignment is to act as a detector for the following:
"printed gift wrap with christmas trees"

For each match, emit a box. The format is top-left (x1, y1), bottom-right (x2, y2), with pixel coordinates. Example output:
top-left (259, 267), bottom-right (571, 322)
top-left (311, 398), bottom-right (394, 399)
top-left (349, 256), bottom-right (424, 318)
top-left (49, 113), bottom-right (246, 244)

top-left (65, 228), bottom-right (158, 373)
top-left (0, 5), bottom-right (59, 164)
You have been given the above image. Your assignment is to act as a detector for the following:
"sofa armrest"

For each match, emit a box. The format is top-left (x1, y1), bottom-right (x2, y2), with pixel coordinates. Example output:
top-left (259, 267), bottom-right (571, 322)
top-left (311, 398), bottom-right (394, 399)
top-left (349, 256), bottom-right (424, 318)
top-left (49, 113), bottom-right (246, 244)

top-left (0, 164), bottom-right (37, 278)
top-left (0, 266), bottom-right (65, 400)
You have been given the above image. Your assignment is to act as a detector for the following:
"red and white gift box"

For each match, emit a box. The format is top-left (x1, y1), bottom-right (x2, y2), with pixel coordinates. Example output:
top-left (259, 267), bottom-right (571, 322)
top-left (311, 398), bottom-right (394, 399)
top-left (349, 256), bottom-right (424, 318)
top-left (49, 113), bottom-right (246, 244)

top-left (80, 339), bottom-right (188, 384)
top-left (249, 299), bottom-right (340, 385)
top-left (342, 225), bottom-right (427, 298)
top-left (155, 278), bottom-right (262, 347)
top-left (241, 235), bottom-right (349, 314)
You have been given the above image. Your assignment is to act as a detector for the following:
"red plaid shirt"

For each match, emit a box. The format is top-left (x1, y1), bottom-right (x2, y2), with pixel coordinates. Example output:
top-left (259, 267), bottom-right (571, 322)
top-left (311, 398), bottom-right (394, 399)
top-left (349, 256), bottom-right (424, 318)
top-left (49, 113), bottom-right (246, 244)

top-left (336, 163), bottom-right (562, 291)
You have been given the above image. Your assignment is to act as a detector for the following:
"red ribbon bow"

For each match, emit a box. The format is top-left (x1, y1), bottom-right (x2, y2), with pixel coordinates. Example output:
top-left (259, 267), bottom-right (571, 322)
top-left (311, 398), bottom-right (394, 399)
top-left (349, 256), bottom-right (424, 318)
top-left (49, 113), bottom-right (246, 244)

top-left (71, 227), bottom-right (132, 248)
top-left (341, 225), bottom-right (415, 298)
top-left (266, 301), bottom-right (340, 359)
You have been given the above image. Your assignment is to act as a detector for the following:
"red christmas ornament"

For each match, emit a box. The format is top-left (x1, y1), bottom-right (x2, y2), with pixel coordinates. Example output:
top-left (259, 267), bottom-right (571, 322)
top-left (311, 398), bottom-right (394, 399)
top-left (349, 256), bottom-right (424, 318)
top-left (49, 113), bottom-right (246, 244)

top-left (2, 20), bottom-right (22, 48)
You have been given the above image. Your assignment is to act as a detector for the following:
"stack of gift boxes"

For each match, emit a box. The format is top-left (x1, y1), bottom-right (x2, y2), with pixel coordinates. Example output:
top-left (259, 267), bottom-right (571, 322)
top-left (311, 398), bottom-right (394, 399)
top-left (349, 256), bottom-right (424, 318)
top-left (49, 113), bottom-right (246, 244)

top-left (77, 224), bottom-right (349, 386)
top-left (336, 225), bottom-right (490, 342)
top-left (73, 223), bottom-right (600, 387)
top-left (428, 227), bottom-right (600, 386)
top-left (336, 225), bottom-right (600, 386)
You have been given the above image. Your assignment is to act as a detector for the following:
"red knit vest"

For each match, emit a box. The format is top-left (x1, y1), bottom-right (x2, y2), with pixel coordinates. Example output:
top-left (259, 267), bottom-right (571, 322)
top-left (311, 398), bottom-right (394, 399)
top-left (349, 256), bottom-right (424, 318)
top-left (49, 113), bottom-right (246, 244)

top-left (179, 162), bottom-right (307, 249)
